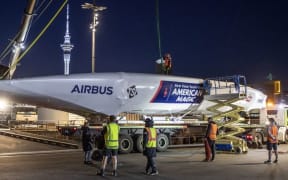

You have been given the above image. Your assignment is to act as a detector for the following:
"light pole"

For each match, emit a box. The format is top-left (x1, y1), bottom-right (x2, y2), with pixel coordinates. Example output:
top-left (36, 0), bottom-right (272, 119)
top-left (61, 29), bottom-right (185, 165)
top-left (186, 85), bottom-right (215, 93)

top-left (81, 1), bottom-right (107, 73)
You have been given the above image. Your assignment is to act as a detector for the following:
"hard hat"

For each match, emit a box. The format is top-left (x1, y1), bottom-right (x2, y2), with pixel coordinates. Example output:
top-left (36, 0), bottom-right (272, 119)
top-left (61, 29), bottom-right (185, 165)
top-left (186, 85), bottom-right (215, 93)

top-left (145, 118), bottom-right (153, 127)
top-left (268, 118), bottom-right (275, 123)
top-left (109, 115), bottom-right (116, 122)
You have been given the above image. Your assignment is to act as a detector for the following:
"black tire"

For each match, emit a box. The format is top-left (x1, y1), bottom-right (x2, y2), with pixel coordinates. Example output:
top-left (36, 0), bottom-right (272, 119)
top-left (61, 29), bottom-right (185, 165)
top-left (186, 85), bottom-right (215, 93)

top-left (119, 134), bottom-right (134, 154)
top-left (91, 149), bottom-right (103, 161)
top-left (135, 134), bottom-right (143, 153)
top-left (235, 146), bottom-right (242, 154)
top-left (239, 111), bottom-right (248, 118)
top-left (285, 131), bottom-right (288, 144)
top-left (156, 133), bottom-right (169, 152)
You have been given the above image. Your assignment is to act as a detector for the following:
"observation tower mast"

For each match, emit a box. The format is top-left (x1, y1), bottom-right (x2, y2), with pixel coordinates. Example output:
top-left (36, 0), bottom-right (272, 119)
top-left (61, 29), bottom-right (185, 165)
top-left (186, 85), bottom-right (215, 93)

top-left (60, 4), bottom-right (74, 75)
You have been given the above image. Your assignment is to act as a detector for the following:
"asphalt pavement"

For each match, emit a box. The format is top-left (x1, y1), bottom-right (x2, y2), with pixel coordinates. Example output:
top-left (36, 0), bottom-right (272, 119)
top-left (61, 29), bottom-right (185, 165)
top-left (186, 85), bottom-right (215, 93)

top-left (0, 135), bottom-right (288, 180)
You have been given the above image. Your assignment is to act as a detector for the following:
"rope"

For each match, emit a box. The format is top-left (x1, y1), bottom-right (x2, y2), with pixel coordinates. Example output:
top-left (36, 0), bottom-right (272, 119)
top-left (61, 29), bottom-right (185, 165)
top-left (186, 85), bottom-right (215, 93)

top-left (156, 0), bottom-right (162, 58)
top-left (33, 0), bottom-right (54, 24)
top-left (0, 36), bottom-right (15, 62)
top-left (1, 0), bottom-right (68, 79)
top-left (0, 0), bottom-right (53, 63)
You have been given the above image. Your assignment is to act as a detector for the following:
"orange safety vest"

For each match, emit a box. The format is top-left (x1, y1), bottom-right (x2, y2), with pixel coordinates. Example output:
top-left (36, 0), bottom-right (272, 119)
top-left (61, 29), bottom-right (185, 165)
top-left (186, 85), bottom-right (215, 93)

top-left (268, 125), bottom-right (278, 143)
top-left (145, 127), bottom-right (157, 148)
top-left (209, 123), bottom-right (217, 140)
top-left (165, 59), bottom-right (172, 69)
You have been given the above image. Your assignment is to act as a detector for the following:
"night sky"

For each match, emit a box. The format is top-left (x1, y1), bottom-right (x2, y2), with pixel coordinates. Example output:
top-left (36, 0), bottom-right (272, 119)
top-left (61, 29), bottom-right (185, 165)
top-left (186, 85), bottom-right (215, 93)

top-left (0, 0), bottom-right (288, 86)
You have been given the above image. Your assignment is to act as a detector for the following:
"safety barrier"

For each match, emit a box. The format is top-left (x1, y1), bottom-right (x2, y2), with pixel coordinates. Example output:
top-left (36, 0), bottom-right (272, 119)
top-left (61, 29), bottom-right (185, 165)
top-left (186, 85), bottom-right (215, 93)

top-left (0, 130), bottom-right (79, 149)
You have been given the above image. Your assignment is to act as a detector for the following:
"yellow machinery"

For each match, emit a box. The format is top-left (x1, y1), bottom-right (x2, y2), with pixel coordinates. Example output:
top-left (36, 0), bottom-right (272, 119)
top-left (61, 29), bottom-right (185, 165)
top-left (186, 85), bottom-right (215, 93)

top-left (203, 75), bottom-right (249, 153)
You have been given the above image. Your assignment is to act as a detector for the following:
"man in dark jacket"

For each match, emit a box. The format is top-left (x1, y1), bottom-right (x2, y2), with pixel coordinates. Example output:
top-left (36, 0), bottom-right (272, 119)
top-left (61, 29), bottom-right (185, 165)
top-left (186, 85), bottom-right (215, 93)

top-left (143, 118), bottom-right (158, 176)
top-left (81, 122), bottom-right (93, 164)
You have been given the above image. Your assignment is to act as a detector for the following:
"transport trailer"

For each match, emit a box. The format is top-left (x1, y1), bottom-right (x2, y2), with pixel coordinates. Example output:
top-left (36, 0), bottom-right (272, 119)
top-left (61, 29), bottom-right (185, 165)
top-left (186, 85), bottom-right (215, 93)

top-left (57, 116), bottom-right (208, 154)
top-left (117, 120), bottom-right (187, 153)
top-left (57, 105), bottom-right (288, 154)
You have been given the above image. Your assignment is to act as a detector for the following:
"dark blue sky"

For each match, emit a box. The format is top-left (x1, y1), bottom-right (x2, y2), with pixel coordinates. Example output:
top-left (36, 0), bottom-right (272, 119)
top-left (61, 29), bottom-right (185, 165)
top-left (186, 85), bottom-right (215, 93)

top-left (0, 0), bottom-right (288, 85)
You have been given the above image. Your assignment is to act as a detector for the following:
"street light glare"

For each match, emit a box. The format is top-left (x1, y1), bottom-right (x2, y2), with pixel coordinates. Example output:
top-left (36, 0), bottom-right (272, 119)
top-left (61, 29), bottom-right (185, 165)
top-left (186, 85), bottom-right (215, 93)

top-left (95, 6), bottom-right (107, 11)
top-left (81, 3), bottom-right (93, 9)
top-left (81, 2), bottom-right (107, 73)
top-left (0, 99), bottom-right (8, 110)
top-left (81, 3), bottom-right (107, 11)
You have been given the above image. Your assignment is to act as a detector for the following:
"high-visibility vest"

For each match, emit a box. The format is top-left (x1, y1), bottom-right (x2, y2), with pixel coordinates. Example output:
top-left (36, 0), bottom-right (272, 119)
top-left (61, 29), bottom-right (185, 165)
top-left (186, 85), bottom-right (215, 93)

top-left (209, 123), bottom-right (217, 140)
top-left (145, 127), bottom-right (157, 148)
top-left (268, 125), bottom-right (278, 143)
top-left (104, 123), bottom-right (119, 149)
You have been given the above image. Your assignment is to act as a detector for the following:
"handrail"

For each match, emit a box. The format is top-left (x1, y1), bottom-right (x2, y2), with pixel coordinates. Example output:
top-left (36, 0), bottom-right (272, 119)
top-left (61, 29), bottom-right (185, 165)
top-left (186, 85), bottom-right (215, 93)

top-left (203, 75), bottom-right (247, 97)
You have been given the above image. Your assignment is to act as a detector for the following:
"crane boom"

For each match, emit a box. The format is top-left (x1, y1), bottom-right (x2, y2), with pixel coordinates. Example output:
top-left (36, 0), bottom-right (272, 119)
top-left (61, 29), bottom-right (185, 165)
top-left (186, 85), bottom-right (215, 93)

top-left (8, 0), bottom-right (36, 79)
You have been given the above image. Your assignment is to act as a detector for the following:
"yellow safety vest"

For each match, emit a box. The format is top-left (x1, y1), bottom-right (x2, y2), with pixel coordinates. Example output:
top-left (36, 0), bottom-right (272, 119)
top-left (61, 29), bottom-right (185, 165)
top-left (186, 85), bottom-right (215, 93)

top-left (209, 123), bottom-right (217, 140)
top-left (145, 127), bottom-right (157, 148)
top-left (104, 123), bottom-right (119, 149)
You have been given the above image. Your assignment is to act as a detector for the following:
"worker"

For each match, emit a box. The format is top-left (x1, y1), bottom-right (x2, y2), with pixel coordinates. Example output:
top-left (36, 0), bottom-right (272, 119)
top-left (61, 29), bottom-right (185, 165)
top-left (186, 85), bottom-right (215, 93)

top-left (163, 53), bottom-right (172, 75)
top-left (81, 121), bottom-right (93, 165)
top-left (143, 118), bottom-right (159, 175)
top-left (97, 115), bottom-right (120, 176)
top-left (264, 118), bottom-right (278, 164)
top-left (204, 117), bottom-right (218, 161)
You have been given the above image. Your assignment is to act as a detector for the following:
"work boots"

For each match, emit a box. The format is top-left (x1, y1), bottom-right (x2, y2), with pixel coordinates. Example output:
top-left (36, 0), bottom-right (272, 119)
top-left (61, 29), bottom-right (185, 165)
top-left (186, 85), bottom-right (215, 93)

top-left (112, 170), bottom-right (118, 177)
top-left (264, 160), bottom-right (272, 164)
top-left (97, 169), bottom-right (105, 176)
top-left (150, 171), bottom-right (159, 176)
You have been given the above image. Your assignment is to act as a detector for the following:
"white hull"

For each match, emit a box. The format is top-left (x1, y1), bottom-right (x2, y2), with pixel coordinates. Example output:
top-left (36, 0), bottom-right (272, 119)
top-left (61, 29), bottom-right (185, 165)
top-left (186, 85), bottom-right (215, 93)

top-left (0, 72), bottom-right (266, 117)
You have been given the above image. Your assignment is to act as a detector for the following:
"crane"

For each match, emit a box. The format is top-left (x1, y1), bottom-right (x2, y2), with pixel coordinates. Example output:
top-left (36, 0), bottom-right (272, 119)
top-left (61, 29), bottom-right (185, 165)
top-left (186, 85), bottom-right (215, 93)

top-left (7, 0), bottom-right (37, 79)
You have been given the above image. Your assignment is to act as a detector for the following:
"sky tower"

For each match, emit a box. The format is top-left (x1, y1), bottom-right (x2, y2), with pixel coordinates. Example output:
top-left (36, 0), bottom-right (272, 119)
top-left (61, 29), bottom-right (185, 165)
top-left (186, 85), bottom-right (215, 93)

top-left (60, 3), bottom-right (74, 75)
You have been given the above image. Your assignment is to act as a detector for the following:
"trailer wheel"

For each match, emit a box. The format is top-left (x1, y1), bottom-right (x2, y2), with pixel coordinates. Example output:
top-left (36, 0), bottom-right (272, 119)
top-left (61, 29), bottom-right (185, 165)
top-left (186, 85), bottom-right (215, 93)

top-left (91, 149), bottom-right (103, 161)
top-left (135, 134), bottom-right (143, 153)
top-left (235, 147), bottom-right (242, 154)
top-left (119, 134), bottom-right (133, 154)
top-left (157, 133), bottom-right (169, 152)
top-left (285, 132), bottom-right (288, 144)
top-left (239, 111), bottom-right (248, 118)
